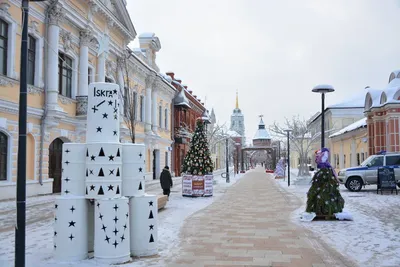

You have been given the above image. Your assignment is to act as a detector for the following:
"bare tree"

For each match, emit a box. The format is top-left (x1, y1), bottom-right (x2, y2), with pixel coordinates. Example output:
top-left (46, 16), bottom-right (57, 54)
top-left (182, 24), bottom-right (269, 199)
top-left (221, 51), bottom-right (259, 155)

top-left (119, 52), bottom-right (138, 143)
top-left (269, 116), bottom-right (320, 177)
top-left (207, 122), bottom-right (227, 148)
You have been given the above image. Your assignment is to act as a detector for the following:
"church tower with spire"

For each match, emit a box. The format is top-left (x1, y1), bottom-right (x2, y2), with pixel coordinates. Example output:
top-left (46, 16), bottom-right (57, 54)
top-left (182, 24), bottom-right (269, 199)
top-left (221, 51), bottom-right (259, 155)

top-left (230, 91), bottom-right (245, 144)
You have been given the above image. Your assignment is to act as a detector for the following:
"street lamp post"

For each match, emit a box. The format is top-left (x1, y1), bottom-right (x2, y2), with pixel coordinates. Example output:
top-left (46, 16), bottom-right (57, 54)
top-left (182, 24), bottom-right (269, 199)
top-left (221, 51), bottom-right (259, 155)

top-left (284, 130), bottom-right (292, 186)
top-left (312, 85), bottom-right (335, 149)
top-left (225, 138), bottom-right (230, 183)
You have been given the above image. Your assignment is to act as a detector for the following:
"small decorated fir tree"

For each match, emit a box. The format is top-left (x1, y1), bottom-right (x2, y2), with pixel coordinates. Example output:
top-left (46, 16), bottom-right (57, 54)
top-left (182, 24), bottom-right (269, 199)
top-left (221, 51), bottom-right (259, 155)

top-left (181, 119), bottom-right (214, 175)
top-left (274, 158), bottom-right (285, 178)
top-left (306, 148), bottom-right (344, 216)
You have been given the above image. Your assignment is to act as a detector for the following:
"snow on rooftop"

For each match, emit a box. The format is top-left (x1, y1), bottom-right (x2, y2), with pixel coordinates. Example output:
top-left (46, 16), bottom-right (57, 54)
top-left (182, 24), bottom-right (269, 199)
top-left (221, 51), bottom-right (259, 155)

top-left (139, 32), bottom-right (155, 38)
top-left (329, 118), bottom-right (367, 138)
top-left (328, 90), bottom-right (367, 109)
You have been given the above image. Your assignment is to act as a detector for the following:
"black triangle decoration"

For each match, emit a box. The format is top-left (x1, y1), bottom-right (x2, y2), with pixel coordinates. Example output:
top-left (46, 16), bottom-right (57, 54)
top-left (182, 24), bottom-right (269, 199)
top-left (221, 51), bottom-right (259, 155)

top-left (98, 186), bottom-right (104, 195)
top-left (138, 181), bottom-right (143, 190)
top-left (99, 148), bottom-right (105, 157)
top-left (116, 148), bottom-right (120, 157)
top-left (149, 234), bottom-right (154, 243)
top-left (116, 168), bottom-right (120, 177)
top-left (86, 186), bottom-right (88, 195)
top-left (98, 168), bottom-right (105, 177)
top-left (148, 210), bottom-right (154, 219)
top-left (86, 169), bottom-right (88, 177)
top-left (86, 149), bottom-right (89, 157)
top-left (116, 185), bottom-right (120, 194)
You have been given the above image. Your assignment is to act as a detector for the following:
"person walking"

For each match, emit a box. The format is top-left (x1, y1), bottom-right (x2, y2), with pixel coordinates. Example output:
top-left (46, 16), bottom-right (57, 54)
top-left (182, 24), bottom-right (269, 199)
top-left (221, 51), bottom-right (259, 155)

top-left (160, 166), bottom-right (173, 199)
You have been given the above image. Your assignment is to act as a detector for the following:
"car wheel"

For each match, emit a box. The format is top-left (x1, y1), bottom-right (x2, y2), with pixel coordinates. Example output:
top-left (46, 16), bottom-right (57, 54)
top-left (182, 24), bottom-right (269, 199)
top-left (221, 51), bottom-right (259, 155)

top-left (346, 177), bottom-right (363, 192)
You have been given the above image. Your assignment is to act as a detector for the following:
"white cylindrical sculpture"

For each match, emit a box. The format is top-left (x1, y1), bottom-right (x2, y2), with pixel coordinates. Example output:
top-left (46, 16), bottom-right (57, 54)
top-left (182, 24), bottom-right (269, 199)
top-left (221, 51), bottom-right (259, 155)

top-left (129, 195), bottom-right (158, 257)
top-left (85, 143), bottom-right (122, 199)
top-left (94, 197), bottom-right (130, 264)
top-left (54, 196), bottom-right (88, 261)
top-left (61, 143), bottom-right (86, 196)
top-left (122, 144), bottom-right (145, 197)
top-left (86, 83), bottom-right (120, 143)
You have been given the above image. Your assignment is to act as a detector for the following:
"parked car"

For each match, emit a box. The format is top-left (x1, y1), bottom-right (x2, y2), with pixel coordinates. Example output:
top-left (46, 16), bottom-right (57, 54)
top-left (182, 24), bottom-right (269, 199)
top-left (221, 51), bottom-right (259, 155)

top-left (338, 152), bottom-right (400, 192)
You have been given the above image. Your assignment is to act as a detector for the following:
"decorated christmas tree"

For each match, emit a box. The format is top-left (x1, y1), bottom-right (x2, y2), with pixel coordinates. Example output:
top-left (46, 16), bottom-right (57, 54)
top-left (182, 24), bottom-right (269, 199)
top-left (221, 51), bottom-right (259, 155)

top-left (274, 158), bottom-right (285, 178)
top-left (306, 148), bottom-right (344, 216)
top-left (181, 119), bottom-right (214, 175)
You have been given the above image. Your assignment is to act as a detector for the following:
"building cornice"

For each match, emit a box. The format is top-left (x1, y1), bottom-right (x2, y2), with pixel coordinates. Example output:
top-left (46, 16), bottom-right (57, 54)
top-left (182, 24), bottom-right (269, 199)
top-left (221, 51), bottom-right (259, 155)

top-left (0, 99), bottom-right (43, 119)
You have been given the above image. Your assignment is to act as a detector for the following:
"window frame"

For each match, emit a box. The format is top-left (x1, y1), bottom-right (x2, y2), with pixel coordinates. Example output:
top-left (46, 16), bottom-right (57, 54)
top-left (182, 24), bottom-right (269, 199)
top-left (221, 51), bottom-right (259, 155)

top-left (58, 52), bottom-right (73, 98)
top-left (139, 95), bottom-right (144, 122)
top-left (0, 14), bottom-right (16, 79)
top-left (0, 18), bottom-right (8, 76)
top-left (164, 108), bottom-right (168, 129)
top-left (158, 105), bottom-right (162, 127)
top-left (27, 34), bottom-right (36, 85)
top-left (0, 131), bottom-right (8, 181)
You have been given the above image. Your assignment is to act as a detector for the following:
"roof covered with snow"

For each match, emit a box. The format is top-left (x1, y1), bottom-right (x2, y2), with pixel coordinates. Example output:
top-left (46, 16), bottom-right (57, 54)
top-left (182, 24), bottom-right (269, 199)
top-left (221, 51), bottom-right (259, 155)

top-left (329, 118), bottom-right (367, 138)
top-left (253, 118), bottom-right (272, 140)
top-left (328, 90), bottom-right (366, 109)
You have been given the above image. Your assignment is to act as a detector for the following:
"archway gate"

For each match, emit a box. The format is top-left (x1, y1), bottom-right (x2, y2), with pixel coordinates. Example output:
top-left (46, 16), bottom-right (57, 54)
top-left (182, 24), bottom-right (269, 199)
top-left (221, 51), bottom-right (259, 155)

top-left (241, 146), bottom-right (277, 172)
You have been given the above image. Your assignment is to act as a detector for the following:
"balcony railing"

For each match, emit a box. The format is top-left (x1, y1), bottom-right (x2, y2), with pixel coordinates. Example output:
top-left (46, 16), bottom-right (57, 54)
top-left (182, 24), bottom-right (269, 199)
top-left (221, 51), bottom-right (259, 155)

top-left (76, 96), bottom-right (88, 116)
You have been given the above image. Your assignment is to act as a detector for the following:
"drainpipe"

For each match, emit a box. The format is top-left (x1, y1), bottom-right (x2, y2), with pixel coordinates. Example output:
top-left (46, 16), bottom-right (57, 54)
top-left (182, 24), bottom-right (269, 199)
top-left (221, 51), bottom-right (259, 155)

top-left (39, 3), bottom-right (54, 185)
top-left (171, 102), bottom-right (175, 176)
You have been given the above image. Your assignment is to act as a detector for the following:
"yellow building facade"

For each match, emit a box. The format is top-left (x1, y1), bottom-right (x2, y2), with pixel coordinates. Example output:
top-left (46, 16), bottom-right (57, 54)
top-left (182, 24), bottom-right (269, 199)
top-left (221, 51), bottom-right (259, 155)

top-left (0, 0), bottom-right (175, 200)
top-left (329, 118), bottom-right (368, 173)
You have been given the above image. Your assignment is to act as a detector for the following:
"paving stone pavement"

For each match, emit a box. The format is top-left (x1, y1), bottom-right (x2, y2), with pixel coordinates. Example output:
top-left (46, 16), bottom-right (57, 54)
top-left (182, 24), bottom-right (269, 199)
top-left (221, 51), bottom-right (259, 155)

top-left (166, 168), bottom-right (356, 267)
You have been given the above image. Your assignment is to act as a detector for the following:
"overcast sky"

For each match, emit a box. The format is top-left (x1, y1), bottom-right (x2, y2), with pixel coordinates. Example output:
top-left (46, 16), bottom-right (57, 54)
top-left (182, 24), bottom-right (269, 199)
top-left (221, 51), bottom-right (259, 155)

top-left (127, 0), bottom-right (400, 142)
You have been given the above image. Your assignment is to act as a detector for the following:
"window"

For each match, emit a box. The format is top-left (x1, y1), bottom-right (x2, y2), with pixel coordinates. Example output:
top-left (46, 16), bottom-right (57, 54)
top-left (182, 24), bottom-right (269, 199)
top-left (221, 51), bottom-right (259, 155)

top-left (0, 132), bottom-right (7, 180)
top-left (386, 155), bottom-right (400, 166)
top-left (369, 156), bottom-right (383, 167)
top-left (0, 19), bottom-right (8, 75)
top-left (139, 96), bottom-right (144, 121)
top-left (357, 153), bottom-right (360, 166)
top-left (159, 106), bottom-right (162, 127)
top-left (27, 35), bottom-right (36, 85)
top-left (164, 109), bottom-right (168, 129)
top-left (165, 151), bottom-right (168, 167)
top-left (58, 52), bottom-right (72, 98)
top-left (361, 153), bottom-right (365, 162)
top-left (88, 68), bottom-right (92, 85)
top-left (344, 155), bottom-right (346, 166)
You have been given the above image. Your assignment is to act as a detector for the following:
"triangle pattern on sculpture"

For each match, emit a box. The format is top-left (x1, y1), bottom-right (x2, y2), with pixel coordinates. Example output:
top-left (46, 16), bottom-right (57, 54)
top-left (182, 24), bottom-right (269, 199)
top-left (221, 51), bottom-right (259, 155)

top-left (149, 234), bottom-right (154, 243)
top-left (116, 185), bottom-right (120, 194)
top-left (86, 149), bottom-right (89, 157)
top-left (86, 169), bottom-right (88, 177)
top-left (116, 148), bottom-right (120, 157)
top-left (138, 181), bottom-right (143, 190)
top-left (99, 147), bottom-right (105, 157)
top-left (98, 168), bottom-right (105, 177)
top-left (86, 186), bottom-right (88, 195)
top-left (148, 210), bottom-right (154, 219)
top-left (116, 168), bottom-right (120, 177)
top-left (98, 186), bottom-right (104, 195)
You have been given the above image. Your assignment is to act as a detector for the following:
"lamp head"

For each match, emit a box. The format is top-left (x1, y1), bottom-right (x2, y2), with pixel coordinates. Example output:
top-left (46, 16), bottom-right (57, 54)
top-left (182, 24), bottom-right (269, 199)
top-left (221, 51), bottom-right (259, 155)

top-left (312, 84), bottom-right (335, 94)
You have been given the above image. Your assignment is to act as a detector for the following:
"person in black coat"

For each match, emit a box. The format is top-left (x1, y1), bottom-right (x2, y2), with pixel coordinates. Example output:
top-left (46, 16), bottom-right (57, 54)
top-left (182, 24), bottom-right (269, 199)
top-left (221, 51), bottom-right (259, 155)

top-left (160, 166), bottom-right (173, 198)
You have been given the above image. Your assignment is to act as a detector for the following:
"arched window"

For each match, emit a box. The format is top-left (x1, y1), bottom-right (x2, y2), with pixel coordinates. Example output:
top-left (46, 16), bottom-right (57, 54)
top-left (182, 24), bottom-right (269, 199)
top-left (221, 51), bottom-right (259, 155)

top-left (58, 52), bottom-right (73, 97)
top-left (0, 132), bottom-right (8, 180)
top-left (27, 34), bottom-right (36, 85)
top-left (165, 108), bottom-right (168, 129)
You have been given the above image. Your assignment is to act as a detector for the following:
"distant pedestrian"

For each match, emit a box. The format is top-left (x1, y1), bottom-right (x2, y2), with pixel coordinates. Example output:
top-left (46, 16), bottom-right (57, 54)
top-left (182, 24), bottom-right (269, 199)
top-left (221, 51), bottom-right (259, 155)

top-left (160, 166), bottom-right (173, 199)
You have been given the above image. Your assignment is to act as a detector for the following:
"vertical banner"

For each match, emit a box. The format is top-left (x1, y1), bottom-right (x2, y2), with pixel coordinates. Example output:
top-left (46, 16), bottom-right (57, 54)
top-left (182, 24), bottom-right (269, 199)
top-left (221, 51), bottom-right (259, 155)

top-left (182, 175), bottom-right (193, 196)
top-left (204, 175), bottom-right (213, 197)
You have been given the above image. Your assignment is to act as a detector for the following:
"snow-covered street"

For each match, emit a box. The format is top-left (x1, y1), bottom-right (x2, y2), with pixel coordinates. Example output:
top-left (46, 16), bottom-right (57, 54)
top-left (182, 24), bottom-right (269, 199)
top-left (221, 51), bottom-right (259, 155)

top-left (276, 169), bottom-right (400, 267)
top-left (0, 170), bottom-right (241, 267)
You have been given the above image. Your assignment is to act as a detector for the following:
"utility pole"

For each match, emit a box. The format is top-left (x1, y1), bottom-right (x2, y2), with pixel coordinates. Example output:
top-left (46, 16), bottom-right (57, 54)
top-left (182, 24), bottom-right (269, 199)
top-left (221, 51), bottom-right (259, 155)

top-left (15, 1), bottom-right (29, 266)
top-left (225, 138), bottom-right (229, 183)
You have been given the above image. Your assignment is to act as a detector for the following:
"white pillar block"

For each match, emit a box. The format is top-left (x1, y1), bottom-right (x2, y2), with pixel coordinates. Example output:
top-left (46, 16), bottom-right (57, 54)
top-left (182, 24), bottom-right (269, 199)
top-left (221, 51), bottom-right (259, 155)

top-left (94, 197), bottom-right (131, 264)
top-left (129, 195), bottom-right (158, 257)
top-left (86, 83), bottom-right (120, 143)
top-left (121, 144), bottom-right (145, 197)
top-left (61, 143), bottom-right (86, 196)
top-left (54, 196), bottom-right (88, 261)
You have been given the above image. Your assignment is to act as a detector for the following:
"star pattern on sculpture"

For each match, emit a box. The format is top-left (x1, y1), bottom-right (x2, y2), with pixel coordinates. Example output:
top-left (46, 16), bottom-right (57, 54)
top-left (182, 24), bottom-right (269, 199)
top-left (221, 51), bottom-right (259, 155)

top-left (90, 185), bottom-right (96, 191)
top-left (65, 149), bottom-right (70, 153)
top-left (92, 105), bottom-right (98, 113)
top-left (113, 204), bottom-right (119, 211)
top-left (113, 89), bottom-right (117, 95)
top-left (109, 155), bottom-right (114, 161)
top-left (139, 153), bottom-right (143, 158)
top-left (68, 220), bottom-right (76, 227)
top-left (149, 201), bottom-right (153, 207)
top-left (113, 240), bottom-right (119, 248)
top-left (108, 184), bottom-right (114, 191)
top-left (113, 228), bottom-right (119, 236)
top-left (97, 202), bottom-right (100, 208)
top-left (64, 189), bottom-right (70, 194)
top-left (90, 170), bottom-right (94, 175)
top-left (70, 206), bottom-right (75, 213)
top-left (113, 216), bottom-right (119, 223)
top-left (113, 108), bottom-right (118, 113)
top-left (91, 155), bottom-right (96, 161)
top-left (69, 234), bottom-right (74, 241)
top-left (109, 169), bottom-right (114, 175)
top-left (123, 224), bottom-right (127, 230)
top-left (54, 231), bottom-right (57, 236)
top-left (64, 177), bottom-right (70, 182)
top-left (126, 212), bottom-right (129, 218)
top-left (108, 100), bottom-right (113, 106)
top-left (102, 113), bottom-right (108, 119)
top-left (55, 204), bottom-right (58, 209)
top-left (120, 234), bottom-right (125, 242)
top-left (149, 224), bottom-right (154, 230)
top-left (102, 224), bottom-right (107, 232)
top-left (139, 167), bottom-right (143, 172)
top-left (96, 126), bottom-right (102, 132)
top-left (114, 115), bottom-right (118, 120)
top-left (64, 160), bottom-right (70, 165)
top-left (99, 213), bottom-right (103, 220)
top-left (113, 130), bottom-right (117, 136)
top-left (105, 235), bottom-right (110, 243)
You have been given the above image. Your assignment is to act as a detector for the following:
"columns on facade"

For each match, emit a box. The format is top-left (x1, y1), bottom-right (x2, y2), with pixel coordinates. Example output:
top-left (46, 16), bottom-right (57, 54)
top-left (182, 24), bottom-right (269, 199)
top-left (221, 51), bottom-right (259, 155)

top-left (46, 3), bottom-right (64, 109)
top-left (145, 74), bottom-right (155, 133)
top-left (117, 57), bottom-right (125, 89)
top-left (78, 29), bottom-right (92, 96)
top-left (151, 86), bottom-right (158, 134)
top-left (97, 51), bottom-right (107, 82)
top-left (339, 141), bottom-right (344, 169)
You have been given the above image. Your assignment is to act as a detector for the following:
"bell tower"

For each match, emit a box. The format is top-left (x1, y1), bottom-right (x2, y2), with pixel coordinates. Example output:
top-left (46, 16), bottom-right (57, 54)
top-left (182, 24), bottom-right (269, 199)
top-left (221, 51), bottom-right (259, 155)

top-left (230, 91), bottom-right (245, 144)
